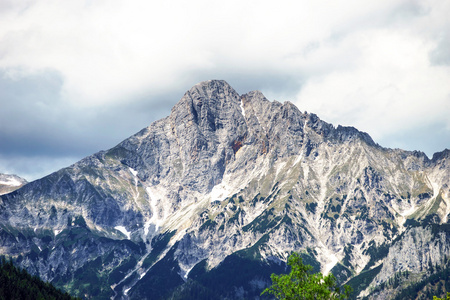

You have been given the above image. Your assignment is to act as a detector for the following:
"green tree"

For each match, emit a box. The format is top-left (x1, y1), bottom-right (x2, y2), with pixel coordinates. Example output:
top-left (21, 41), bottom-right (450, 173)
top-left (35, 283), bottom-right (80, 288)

top-left (262, 252), bottom-right (352, 300)
top-left (433, 292), bottom-right (450, 300)
top-left (0, 257), bottom-right (79, 300)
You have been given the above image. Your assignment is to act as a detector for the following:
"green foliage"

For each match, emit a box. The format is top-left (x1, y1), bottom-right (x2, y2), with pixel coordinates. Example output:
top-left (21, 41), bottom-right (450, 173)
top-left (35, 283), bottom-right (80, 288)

top-left (299, 249), bottom-right (321, 274)
top-left (129, 246), bottom-right (184, 300)
top-left (68, 256), bottom-right (113, 299)
top-left (198, 253), bottom-right (282, 296)
top-left (391, 258), bottom-right (450, 300)
top-left (142, 230), bottom-right (176, 268)
top-left (346, 264), bottom-right (382, 299)
top-left (433, 292), bottom-right (450, 300)
top-left (168, 279), bottom-right (218, 300)
top-left (183, 251), bottom-right (286, 299)
top-left (330, 263), bottom-right (352, 285)
top-left (0, 257), bottom-right (79, 300)
top-left (362, 241), bottom-right (389, 271)
top-left (108, 256), bottom-right (137, 285)
top-left (262, 252), bottom-right (352, 300)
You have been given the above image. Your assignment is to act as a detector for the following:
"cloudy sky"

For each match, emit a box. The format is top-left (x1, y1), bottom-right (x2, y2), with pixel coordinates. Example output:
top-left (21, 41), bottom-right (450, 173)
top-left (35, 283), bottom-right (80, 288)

top-left (1, 0), bottom-right (449, 181)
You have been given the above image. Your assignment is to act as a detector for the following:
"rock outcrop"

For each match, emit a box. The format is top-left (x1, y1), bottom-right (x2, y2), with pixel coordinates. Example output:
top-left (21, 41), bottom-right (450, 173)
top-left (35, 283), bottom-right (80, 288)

top-left (1, 80), bottom-right (449, 299)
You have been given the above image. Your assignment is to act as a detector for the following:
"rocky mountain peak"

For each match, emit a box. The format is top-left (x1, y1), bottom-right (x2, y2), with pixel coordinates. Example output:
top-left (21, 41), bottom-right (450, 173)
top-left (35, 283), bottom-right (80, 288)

top-left (432, 148), bottom-right (450, 164)
top-left (170, 79), bottom-right (242, 129)
top-left (334, 125), bottom-right (377, 146)
top-left (187, 79), bottom-right (239, 102)
top-left (0, 173), bottom-right (27, 195)
top-left (1, 81), bottom-right (449, 300)
top-left (115, 81), bottom-right (385, 196)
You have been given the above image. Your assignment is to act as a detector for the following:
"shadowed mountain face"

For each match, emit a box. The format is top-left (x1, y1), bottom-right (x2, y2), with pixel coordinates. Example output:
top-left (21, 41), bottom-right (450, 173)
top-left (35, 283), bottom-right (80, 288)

top-left (1, 80), bottom-right (449, 299)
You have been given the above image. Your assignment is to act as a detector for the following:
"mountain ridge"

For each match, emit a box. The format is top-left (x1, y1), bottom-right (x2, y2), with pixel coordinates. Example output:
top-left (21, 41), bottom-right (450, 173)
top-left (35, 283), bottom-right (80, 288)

top-left (1, 80), bottom-right (449, 299)
top-left (0, 173), bottom-right (27, 195)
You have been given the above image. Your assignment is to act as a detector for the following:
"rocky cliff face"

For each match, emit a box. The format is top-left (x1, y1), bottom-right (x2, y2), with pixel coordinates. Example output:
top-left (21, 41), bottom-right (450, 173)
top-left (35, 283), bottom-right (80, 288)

top-left (1, 80), bottom-right (449, 299)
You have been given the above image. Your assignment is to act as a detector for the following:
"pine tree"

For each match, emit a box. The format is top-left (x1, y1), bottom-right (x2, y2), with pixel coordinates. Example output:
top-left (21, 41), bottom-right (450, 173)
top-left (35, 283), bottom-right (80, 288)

top-left (0, 257), bottom-right (79, 300)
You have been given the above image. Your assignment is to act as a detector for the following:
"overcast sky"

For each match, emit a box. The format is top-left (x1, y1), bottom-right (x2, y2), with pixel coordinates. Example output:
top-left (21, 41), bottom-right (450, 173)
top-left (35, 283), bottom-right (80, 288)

top-left (1, 0), bottom-right (449, 181)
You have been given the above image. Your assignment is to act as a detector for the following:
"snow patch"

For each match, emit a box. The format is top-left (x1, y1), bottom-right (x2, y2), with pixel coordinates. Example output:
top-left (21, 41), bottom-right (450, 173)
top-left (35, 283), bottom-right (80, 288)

top-left (275, 161), bottom-right (287, 178)
top-left (315, 243), bottom-right (339, 275)
top-left (115, 226), bottom-right (131, 239)
top-left (431, 180), bottom-right (440, 200)
top-left (323, 253), bottom-right (338, 275)
top-left (240, 99), bottom-right (246, 117)
top-left (210, 182), bottom-right (231, 202)
top-left (0, 178), bottom-right (22, 187)
top-left (293, 152), bottom-right (303, 165)
top-left (143, 219), bottom-right (154, 237)
top-left (396, 202), bottom-right (417, 227)
top-left (129, 167), bottom-right (140, 203)
top-left (429, 179), bottom-right (450, 223)
top-left (399, 204), bottom-right (416, 217)
top-left (145, 186), bottom-right (167, 235)
top-left (53, 229), bottom-right (62, 236)
top-left (182, 264), bottom-right (196, 279)
top-left (419, 178), bottom-right (446, 220)
top-left (129, 168), bottom-right (138, 177)
top-left (442, 190), bottom-right (450, 223)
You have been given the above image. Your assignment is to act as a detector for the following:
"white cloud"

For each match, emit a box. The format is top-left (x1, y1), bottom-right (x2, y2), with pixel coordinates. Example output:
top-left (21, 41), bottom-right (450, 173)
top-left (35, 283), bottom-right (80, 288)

top-left (0, 153), bottom-right (79, 182)
top-left (0, 0), bottom-right (449, 178)
top-left (1, 0), bottom-right (424, 105)
top-left (294, 2), bottom-right (450, 154)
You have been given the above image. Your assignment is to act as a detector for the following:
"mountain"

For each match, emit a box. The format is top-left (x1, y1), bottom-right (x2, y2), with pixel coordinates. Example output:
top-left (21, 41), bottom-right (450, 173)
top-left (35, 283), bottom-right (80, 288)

top-left (0, 257), bottom-right (79, 300)
top-left (0, 173), bottom-right (27, 195)
top-left (0, 80), bottom-right (449, 299)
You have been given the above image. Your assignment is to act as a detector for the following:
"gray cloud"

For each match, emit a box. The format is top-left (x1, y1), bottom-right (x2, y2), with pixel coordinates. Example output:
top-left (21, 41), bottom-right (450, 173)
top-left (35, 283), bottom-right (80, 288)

top-left (0, 154), bottom-right (78, 182)
top-left (0, 0), bottom-right (449, 180)
top-left (0, 69), bottom-right (181, 180)
top-left (378, 122), bottom-right (450, 158)
top-left (429, 33), bottom-right (450, 66)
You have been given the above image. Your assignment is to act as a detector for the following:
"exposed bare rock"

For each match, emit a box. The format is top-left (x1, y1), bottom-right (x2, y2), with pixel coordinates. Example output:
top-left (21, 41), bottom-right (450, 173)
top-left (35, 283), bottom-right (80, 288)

top-left (0, 80), bottom-right (449, 299)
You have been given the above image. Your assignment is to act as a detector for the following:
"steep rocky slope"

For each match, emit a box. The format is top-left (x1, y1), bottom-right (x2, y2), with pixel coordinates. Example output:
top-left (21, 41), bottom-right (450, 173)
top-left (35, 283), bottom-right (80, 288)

top-left (0, 80), bottom-right (449, 299)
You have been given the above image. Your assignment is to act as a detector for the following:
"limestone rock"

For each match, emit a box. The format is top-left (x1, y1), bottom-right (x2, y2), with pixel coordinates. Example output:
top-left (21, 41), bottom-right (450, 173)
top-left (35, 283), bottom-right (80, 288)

top-left (0, 80), bottom-right (449, 299)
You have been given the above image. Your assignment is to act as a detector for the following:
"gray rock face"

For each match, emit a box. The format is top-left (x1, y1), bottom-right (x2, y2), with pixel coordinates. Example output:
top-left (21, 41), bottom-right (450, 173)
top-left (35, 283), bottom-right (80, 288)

top-left (0, 80), bottom-right (449, 299)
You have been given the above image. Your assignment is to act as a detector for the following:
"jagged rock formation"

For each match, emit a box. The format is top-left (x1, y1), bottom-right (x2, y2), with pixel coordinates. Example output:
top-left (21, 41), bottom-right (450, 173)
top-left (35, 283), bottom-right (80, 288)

top-left (0, 173), bottom-right (27, 195)
top-left (0, 80), bottom-right (449, 299)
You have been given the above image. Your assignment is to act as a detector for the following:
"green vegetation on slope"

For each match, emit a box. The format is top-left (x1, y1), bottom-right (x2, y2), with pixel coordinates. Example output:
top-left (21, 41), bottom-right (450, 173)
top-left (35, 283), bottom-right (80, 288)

top-left (0, 257), bottom-right (79, 300)
top-left (262, 252), bottom-right (352, 300)
top-left (434, 292), bottom-right (450, 300)
top-left (392, 259), bottom-right (450, 300)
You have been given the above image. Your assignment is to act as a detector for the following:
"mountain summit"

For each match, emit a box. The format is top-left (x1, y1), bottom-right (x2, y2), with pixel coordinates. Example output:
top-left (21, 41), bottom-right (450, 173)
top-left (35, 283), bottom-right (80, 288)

top-left (0, 173), bottom-right (27, 195)
top-left (1, 80), bottom-right (449, 299)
